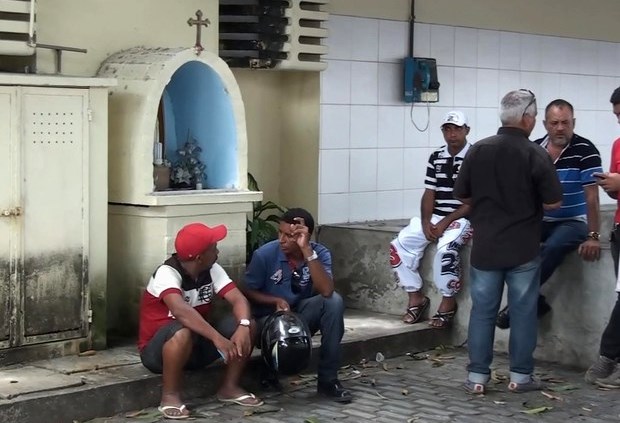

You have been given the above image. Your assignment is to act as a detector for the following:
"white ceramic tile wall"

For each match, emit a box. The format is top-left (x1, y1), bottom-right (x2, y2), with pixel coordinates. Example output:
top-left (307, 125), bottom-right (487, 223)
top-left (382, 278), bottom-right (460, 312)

top-left (319, 16), bottom-right (620, 224)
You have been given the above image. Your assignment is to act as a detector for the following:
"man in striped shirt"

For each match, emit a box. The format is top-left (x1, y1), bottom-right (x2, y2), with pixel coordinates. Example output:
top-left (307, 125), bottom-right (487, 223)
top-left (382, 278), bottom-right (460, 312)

top-left (390, 111), bottom-right (472, 328)
top-left (496, 99), bottom-right (603, 329)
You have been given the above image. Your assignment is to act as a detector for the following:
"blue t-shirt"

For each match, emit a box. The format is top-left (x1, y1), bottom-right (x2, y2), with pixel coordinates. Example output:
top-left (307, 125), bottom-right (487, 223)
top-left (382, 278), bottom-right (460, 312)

top-left (244, 240), bottom-right (333, 317)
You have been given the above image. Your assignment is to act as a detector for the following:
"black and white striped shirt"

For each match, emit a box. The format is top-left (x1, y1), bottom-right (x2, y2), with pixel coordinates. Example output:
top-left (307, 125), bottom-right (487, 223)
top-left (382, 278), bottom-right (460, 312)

top-left (425, 143), bottom-right (471, 216)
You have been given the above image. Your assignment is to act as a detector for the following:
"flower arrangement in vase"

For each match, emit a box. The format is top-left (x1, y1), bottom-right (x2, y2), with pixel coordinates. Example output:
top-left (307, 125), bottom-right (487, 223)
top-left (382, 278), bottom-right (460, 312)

top-left (171, 134), bottom-right (206, 190)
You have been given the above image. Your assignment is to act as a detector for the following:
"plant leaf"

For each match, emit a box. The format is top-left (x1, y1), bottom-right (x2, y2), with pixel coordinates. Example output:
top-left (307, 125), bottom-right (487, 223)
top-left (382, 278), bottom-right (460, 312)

top-left (548, 384), bottom-right (579, 392)
top-left (521, 406), bottom-right (553, 414)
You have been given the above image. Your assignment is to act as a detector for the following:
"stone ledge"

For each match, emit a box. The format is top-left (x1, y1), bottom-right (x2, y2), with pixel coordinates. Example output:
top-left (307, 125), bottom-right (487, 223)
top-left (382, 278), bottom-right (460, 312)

top-left (318, 206), bottom-right (619, 369)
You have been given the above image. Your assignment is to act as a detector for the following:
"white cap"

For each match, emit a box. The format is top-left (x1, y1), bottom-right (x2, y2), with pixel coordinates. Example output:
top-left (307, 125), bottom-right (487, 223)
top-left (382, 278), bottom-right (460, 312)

top-left (442, 111), bottom-right (468, 127)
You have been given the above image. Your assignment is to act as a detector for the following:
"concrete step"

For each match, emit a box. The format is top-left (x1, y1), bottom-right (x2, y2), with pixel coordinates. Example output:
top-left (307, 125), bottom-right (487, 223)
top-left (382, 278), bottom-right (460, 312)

top-left (0, 309), bottom-right (451, 423)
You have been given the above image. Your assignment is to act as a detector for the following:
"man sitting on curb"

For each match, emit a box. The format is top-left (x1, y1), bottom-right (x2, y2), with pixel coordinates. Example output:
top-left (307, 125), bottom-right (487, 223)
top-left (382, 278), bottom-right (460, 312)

top-left (138, 223), bottom-right (262, 420)
top-left (243, 208), bottom-right (353, 403)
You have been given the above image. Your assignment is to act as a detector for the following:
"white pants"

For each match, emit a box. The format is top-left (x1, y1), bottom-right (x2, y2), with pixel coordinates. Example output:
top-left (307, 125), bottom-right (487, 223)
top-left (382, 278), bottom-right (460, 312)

top-left (389, 215), bottom-right (472, 297)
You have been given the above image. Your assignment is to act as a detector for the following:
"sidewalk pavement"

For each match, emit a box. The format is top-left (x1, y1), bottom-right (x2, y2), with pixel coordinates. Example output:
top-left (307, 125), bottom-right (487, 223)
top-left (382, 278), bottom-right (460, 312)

top-left (2, 308), bottom-right (617, 423)
top-left (84, 347), bottom-right (620, 423)
top-left (0, 310), bottom-right (451, 423)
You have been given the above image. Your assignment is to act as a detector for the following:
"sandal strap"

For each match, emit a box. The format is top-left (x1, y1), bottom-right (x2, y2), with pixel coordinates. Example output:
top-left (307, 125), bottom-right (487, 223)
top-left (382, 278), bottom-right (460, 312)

top-left (404, 297), bottom-right (430, 322)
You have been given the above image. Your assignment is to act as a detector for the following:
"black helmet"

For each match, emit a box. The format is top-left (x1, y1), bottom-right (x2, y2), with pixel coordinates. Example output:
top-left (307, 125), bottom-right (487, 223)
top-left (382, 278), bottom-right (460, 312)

top-left (260, 311), bottom-right (312, 376)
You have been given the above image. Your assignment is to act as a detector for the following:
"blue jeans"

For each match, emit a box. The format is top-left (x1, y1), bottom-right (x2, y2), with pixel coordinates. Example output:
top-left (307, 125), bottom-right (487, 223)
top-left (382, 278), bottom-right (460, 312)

top-left (294, 293), bottom-right (345, 383)
top-left (467, 258), bottom-right (541, 384)
top-left (540, 220), bottom-right (587, 285)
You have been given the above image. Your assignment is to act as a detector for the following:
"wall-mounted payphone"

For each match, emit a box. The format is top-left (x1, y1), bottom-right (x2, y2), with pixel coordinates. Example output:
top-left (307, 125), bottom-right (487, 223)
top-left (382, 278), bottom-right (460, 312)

top-left (403, 57), bottom-right (440, 103)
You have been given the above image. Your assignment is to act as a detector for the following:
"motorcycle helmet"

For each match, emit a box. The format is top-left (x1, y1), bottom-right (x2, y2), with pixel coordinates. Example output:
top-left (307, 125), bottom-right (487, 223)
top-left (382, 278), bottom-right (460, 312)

top-left (260, 310), bottom-right (312, 376)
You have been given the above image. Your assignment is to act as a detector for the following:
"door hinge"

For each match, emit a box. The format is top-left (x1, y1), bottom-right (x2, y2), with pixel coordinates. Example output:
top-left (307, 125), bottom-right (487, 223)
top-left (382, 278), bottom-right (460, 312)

top-left (87, 109), bottom-right (93, 121)
top-left (88, 309), bottom-right (93, 323)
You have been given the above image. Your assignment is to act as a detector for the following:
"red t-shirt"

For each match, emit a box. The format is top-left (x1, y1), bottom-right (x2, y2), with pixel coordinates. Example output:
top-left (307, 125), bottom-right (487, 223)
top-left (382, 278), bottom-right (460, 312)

top-left (610, 138), bottom-right (620, 223)
top-left (137, 261), bottom-right (235, 351)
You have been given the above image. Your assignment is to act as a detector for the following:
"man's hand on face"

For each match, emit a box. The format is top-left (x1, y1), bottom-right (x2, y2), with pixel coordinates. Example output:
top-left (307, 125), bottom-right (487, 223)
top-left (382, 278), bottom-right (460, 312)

top-left (291, 217), bottom-right (311, 250)
top-left (230, 325), bottom-right (252, 358)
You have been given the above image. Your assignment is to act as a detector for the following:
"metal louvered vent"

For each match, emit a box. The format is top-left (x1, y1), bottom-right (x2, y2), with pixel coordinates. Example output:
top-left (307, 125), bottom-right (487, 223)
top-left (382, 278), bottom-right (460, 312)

top-left (0, 0), bottom-right (35, 56)
top-left (219, 0), bottom-right (328, 71)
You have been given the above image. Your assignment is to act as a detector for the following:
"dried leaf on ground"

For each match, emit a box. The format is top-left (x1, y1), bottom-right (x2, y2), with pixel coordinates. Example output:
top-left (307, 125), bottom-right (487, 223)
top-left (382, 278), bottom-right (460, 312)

top-left (371, 378), bottom-right (376, 387)
top-left (304, 418), bottom-right (320, 423)
top-left (339, 370), bottom-right (363, 381)
top-left (541, 391), bottom-right (563, 401)
top-left (290, 379), bottom-right (308, 386)
top-left (78, 350), bottom-right (97, 357)
top-left (375, 391), bottom-right (389, 400)
top-left (124, 409), bottom-right (161, 420)
top-left (402, 388), bottom-right (409, 395)
top-left (521, 406), bottom-right (553, 414)
top-left (396, 364), bottom-right (405, 369)
top-left (376, 352), bottom-right (385, 362)
top-left (493, 401), bottom-right (506, 405)
top-left (407, 417), bottom-right (420, 422)
top-left (582, 407), bottom-right (592, 412)
top-left (125, 409), bottom-right (147, 418)
top-left (548, 384), bottom-right (580, 392)
top-left (540, 375), bottom-right (565, 383)
top-left (243, 405), bottom-right (282, 417)
top-left (382, 363), bottom-right (389, 371)
top-left (430, 360), bottom-right (444, 368)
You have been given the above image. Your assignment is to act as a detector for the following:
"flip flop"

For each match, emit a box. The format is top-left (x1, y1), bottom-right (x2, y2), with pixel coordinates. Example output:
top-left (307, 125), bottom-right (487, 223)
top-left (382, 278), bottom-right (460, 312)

top-left (157, 404), bottom-right (190, 420)
top-left (218, 393), bottom-right (264, 407)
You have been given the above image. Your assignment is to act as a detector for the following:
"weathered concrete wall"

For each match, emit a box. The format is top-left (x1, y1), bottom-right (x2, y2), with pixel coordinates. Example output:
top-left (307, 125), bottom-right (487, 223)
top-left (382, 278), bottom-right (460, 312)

top-left (319, 205), bottom-right (618, 369)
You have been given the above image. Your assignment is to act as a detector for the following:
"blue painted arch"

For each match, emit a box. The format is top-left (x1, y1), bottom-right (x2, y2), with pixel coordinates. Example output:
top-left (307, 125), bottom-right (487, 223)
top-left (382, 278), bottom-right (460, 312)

top-left (162, 61), bottom-right (238, 189)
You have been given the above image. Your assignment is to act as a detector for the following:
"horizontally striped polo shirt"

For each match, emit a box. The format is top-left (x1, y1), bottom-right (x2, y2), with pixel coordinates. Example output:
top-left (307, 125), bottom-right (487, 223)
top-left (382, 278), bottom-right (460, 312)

top-left (535, 134), bottom-right (603, 222)
top-left (425, 142), bottom-right (471, 216)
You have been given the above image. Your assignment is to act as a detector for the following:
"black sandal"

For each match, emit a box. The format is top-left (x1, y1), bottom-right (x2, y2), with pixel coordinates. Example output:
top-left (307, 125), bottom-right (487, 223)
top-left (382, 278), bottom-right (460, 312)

top-left (430, 305), bottom-right (458, 329)
top-left (402, 296), bottom-right (430, 324)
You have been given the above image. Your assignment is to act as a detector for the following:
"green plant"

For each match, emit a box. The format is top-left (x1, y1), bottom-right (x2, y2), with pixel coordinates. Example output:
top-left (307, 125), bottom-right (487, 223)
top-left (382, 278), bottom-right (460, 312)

top-left (246, 173), bottom-right (287, 263)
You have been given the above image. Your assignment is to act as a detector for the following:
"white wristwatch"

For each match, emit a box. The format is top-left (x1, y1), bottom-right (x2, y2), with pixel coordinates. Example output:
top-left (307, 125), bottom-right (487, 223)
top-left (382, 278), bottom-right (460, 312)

top-left (239, 319), bottom-right (251, 327)
top-left (306, 250), bottom-right (318, 262)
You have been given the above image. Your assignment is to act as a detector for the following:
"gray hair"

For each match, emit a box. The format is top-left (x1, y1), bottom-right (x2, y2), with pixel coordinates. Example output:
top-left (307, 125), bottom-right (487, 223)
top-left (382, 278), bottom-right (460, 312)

top-left (499, 90), bottom-right (537, 125)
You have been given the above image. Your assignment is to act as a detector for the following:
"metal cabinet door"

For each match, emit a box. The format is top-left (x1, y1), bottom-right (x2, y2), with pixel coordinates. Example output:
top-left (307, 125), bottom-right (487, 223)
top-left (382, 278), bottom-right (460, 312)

top-left (0, 87), bottom-right (19, 348)
top-left (20, 87), bottom-right (89, 344)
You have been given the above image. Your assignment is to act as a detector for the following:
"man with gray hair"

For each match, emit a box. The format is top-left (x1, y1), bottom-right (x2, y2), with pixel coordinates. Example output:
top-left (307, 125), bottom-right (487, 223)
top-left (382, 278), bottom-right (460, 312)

top-left (453, 90), bottom-right (563, 394)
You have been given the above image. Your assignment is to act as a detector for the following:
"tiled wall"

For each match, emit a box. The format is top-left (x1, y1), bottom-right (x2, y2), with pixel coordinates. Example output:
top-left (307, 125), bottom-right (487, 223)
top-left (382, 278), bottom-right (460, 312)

top-left (319, 16), bottom-right (620, 224)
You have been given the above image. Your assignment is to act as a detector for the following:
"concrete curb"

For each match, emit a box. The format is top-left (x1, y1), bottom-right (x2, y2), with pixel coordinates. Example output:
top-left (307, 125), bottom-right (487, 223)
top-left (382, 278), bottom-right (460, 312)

top-left (0, 323), bottom-right (450, 423)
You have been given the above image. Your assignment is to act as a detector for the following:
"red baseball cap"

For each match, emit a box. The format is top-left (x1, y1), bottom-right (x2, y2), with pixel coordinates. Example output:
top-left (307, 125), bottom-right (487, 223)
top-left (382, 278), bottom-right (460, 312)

top-left (174, 223), bottom-right (227, 261)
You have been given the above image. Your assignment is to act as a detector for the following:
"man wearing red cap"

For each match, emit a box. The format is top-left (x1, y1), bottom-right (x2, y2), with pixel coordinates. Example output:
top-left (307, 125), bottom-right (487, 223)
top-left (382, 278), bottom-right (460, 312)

top-left (138, 223), bottom-right (262, 420)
